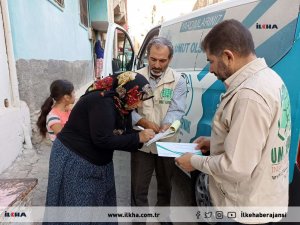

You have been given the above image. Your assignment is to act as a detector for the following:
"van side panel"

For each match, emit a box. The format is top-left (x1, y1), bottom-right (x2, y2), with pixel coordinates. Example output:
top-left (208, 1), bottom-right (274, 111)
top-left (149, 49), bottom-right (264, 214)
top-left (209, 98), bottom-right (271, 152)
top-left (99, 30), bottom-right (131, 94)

top-left (243, 1), bottom-right (300, 181)
top-left (273, 14), bottom-right (300, 181)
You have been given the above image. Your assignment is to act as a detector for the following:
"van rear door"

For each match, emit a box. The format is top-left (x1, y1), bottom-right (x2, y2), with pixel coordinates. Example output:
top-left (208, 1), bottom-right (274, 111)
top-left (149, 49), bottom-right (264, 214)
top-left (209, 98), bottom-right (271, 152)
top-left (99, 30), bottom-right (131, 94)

top-left (92, 21), bottom-right (135, 78)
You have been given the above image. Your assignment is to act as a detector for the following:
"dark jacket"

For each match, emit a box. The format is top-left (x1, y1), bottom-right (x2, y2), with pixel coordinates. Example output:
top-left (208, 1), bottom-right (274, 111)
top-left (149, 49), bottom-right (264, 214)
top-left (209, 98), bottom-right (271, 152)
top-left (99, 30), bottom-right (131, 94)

top-left (58, 90), bottom-right (140, 165)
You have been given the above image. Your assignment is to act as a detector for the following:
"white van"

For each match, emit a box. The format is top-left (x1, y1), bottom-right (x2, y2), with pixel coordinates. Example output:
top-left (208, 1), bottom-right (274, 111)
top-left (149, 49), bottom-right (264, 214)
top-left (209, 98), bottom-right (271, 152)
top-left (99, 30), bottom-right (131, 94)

top-left (93, 0), bottom-right (300, 206)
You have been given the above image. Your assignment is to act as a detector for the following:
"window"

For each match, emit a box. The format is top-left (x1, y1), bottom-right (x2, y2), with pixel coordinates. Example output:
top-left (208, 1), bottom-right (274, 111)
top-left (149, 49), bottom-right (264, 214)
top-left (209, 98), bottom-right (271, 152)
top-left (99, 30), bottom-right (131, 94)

top-left (80, 0), bottom-right (88, 27)
top-left (112, 29), bottom-right (134, 75)
top-left (136, 29), bottom-right (159, 70)
top-left (54, 0), bottom-right (64, 7)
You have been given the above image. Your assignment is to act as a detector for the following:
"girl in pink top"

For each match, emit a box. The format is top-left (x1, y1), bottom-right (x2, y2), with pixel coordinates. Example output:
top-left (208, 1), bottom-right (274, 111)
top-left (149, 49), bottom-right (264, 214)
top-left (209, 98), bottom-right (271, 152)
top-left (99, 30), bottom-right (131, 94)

top-left (37, 80), bottom-right (75, 141)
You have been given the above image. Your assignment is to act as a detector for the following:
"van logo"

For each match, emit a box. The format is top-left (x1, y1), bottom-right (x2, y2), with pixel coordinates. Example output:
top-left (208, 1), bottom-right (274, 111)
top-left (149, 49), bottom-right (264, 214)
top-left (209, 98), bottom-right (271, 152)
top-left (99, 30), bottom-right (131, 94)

top-left (180, 11), bottom-right (225, 32)
top-left (256, 23), bottom-right (278, 29)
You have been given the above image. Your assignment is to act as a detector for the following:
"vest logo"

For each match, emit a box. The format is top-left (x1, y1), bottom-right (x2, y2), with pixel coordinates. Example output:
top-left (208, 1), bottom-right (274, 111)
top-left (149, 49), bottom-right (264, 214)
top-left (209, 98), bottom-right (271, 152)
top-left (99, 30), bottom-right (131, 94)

top-left (271, 146), bottom-right (286, 164)
top-left (159, 88), bottom-right (173, 104)
top-left (256, 23), bottom-right (278, 29)
top-left (4, 211), bottom-right (27, 217)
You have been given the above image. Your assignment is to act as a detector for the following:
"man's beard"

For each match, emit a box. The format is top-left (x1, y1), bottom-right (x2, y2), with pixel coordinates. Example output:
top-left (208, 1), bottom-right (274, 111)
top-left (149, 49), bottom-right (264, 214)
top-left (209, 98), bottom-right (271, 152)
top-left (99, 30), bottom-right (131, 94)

top-left (150, 68), bottom-right (163, 77)
top-left (216, 60), bottom-right (233, 82)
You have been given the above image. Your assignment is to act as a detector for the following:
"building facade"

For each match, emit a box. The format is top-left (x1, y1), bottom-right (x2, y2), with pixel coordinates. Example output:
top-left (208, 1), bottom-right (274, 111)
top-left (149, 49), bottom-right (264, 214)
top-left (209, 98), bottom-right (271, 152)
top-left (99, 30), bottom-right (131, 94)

top-left (0, 0), bottom-right (128, 173)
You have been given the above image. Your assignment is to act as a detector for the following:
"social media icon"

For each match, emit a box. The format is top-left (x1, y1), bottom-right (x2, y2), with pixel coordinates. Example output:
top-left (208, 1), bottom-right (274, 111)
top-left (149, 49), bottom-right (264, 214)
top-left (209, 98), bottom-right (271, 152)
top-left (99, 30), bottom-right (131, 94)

top-left (204, 212), bottom-right (212, 218)
top-left (227, 212), bottom-right (236, 218)
top-left (196, 211), bottom-right (201, 219)
top-left (216, 211), bottom-right (223, 219)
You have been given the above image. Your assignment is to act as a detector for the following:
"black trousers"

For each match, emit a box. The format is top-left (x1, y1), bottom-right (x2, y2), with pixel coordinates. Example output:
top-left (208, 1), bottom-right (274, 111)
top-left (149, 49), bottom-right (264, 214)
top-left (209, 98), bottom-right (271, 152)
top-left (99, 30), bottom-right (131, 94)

top-left (131, 150), bottom-right (176, 207)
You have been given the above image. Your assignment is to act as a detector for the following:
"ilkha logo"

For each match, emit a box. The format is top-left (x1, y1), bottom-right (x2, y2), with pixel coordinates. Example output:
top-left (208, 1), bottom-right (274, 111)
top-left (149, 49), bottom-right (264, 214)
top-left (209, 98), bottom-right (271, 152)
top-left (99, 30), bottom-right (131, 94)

top-left (4, 211), bottom-right (27, 217)
top-left (256, 23), bottom-right (278, 29)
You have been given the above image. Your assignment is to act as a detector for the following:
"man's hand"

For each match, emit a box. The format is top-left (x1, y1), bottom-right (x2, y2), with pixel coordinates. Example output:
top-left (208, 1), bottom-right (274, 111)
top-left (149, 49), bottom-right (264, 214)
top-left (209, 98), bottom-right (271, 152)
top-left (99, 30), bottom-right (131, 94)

top-left (193, 136), bottom-right (211, 155)
top-left (159, 123), bottom-right (171, 133)
top-left (175, 153), bottom-right (195, 172)
top-left (137, 118), bottom-right (160, 133)
top-left (138, 129), bottom-right (155, 143)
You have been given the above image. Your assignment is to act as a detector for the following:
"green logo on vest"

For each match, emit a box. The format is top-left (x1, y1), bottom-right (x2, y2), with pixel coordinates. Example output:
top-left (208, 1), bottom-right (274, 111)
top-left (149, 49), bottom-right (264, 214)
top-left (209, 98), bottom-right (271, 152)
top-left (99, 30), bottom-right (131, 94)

top-left (277, 85), bottom-right (291, 143)
top-left (159, 88), bottom-right (173, 104)
top-left (271, 85), bottom-right (291, 166)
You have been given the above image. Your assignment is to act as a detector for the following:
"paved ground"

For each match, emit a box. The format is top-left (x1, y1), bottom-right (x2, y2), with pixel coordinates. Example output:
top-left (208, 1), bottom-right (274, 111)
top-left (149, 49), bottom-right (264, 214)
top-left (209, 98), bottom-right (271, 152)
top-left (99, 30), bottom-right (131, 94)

top-left (0, 140), bottom-right (197, 225)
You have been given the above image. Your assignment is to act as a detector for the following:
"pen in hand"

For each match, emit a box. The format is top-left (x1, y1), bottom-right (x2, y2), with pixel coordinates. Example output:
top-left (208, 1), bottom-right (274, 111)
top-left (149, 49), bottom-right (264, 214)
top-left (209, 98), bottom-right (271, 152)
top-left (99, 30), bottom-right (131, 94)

top-left (137, 126), bottom-right (144, 130)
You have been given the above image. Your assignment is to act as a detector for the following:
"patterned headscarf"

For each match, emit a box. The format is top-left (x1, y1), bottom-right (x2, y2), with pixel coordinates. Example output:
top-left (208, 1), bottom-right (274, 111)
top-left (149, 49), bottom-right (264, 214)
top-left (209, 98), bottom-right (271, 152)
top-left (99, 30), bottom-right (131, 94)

top-left (87, 71), bottom-right (153, 115)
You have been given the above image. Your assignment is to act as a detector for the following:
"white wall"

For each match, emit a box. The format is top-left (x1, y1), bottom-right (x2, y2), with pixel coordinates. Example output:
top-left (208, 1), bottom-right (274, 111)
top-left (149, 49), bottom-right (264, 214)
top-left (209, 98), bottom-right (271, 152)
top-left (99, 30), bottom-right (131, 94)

top-left (0, 108), bottom-right (24, 173)
top-left (0, 2), bottom-right (27, 174)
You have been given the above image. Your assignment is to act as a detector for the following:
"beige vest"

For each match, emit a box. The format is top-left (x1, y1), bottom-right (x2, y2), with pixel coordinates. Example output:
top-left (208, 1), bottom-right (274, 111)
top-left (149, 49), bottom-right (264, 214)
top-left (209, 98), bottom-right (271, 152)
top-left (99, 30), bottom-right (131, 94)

top-left (211, 59), bottom-right (289, 209)
top-left (137, 66), bottom-right (181, 154)
top-left (191, 58), bottom-right (290, 223)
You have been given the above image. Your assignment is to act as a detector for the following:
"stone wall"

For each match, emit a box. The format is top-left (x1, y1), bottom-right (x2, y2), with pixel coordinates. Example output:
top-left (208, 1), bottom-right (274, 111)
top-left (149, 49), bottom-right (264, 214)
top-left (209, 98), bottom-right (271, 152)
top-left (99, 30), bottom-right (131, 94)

top-left (16, 59), bottom-right (93, 113)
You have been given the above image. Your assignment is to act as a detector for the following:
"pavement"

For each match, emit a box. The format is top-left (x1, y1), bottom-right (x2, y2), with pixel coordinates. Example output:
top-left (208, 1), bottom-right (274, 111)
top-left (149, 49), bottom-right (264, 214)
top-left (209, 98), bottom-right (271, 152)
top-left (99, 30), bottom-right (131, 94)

top-left (0, 140), bottom-right (197, 225)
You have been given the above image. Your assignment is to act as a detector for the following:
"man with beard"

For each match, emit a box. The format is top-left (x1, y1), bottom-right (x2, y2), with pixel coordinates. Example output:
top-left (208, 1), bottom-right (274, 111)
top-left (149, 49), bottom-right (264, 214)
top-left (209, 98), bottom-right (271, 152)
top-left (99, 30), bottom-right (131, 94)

top-left (131, 37), bottom-right (186, 225)
top-left (176, 19), bottom-right (290, 224)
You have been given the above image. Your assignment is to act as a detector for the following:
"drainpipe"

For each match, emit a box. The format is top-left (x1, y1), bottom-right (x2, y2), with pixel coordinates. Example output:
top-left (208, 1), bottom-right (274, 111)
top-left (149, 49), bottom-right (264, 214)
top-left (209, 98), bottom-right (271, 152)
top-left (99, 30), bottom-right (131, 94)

top-left (0, 0), bottom-right (20, 107)
top-left (88, 0), bottom-right (96, 80)
top-left (0, 0), bottom-right (32, 149)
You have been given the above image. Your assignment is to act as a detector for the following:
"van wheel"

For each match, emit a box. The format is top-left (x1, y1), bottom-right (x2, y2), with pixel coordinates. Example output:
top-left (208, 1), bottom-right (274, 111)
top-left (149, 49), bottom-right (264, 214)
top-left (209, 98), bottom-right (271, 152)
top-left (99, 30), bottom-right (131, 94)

top-left (194, 171), bottom-right (211, 206)
top-left (192, 171), bottom-right (216, 225)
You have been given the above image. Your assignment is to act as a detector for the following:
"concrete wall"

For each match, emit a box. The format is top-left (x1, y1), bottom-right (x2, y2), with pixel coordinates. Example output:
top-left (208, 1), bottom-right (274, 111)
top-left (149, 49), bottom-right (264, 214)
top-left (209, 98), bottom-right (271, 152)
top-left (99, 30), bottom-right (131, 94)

top-left (16, 59), bottom-right (92, 113)
top-left (0, 108), bottom-right (24, 173)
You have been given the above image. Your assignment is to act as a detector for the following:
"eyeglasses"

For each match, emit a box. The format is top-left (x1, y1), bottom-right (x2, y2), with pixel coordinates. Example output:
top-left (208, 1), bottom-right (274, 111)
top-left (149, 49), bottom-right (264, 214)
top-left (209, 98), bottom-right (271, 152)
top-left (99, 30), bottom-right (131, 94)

top-left (139, 92), bottom-right (154, 101)
top-left (140, 84), bottom-right (154, 101)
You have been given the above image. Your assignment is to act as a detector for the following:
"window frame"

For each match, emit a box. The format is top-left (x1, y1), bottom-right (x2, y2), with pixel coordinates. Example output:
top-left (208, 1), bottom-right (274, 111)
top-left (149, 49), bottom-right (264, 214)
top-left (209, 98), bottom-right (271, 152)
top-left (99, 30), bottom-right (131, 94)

top-left (112, 28), bottom-right (135, 74)
top-left (48, 0), bottom-right (65, 11)
top-left (79, 0), bottom-right (89, 28)
top-left (54, 0), bottom-right (64, 7)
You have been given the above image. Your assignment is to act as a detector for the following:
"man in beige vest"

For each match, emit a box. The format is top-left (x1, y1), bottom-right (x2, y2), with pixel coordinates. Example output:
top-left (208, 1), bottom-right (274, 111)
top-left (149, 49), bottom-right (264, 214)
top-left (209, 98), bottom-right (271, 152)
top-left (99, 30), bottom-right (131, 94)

top-left (131, 37), bottom-right (186, 225)
top-left (176, 20), bottom-right (290, 224)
